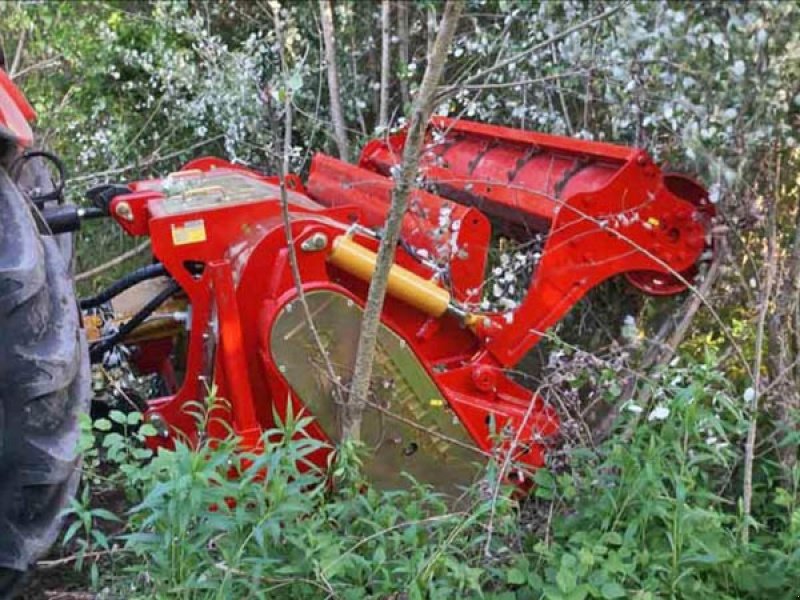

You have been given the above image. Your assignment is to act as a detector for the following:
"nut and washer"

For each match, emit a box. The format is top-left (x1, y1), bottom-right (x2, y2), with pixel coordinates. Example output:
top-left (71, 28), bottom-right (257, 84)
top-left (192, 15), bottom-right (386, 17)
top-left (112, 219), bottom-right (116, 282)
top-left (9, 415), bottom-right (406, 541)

top-left (300, 232), bottom-right (329, 252)
top-left (115, 201), bottom-right (134, 222)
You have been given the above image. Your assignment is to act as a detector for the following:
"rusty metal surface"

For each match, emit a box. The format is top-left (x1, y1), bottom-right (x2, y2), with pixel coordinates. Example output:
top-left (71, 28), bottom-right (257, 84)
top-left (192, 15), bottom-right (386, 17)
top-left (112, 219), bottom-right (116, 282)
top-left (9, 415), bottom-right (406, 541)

top-left (270, 290), bottom-right (484, 495)
top-left (84, 276), bottom-right (186, 343)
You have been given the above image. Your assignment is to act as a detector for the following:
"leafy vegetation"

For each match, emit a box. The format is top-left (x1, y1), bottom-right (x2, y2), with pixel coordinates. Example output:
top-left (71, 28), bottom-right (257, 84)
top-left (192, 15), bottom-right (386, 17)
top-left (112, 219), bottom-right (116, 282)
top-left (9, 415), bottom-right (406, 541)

top-left (2, 0), bottom-right (798, 598)
top-left (64, 357), bottom-right (798, 598)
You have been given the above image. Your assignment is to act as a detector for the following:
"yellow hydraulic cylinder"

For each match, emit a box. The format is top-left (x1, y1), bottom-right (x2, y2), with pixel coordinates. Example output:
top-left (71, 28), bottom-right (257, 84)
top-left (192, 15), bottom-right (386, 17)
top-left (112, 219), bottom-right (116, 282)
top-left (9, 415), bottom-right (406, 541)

top-left (328, 235), bottom-right (451, 318)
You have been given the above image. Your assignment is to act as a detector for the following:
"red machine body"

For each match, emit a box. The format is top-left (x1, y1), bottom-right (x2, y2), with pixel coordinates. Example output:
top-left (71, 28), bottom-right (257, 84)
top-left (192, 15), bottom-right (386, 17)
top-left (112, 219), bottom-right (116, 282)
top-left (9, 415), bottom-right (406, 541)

top-left (0, 69), bottom-right (35, 147)
top-left (106, 119), bottom-right (713, 490)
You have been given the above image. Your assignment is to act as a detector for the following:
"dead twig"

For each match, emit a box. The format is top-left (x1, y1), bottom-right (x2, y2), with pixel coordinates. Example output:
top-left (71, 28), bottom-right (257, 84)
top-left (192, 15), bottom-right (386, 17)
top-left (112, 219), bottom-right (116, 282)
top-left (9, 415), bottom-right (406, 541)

top-left (75, 241), bottom-right (151, 283)
top-left (37, 548), bottom-right (119, 568)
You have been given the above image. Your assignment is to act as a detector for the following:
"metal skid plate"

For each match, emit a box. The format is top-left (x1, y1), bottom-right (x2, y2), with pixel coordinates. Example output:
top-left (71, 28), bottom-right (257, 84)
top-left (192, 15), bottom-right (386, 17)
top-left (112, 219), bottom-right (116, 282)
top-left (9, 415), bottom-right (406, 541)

top-left (270, 290), bottom-right (484, 495)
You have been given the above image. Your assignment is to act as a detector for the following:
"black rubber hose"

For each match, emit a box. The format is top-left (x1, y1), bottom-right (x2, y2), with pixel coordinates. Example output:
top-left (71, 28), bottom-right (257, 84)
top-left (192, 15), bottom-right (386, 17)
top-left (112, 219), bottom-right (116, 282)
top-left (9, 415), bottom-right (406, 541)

top-left (89, 280), bottom-right (181, 363)
top-left (79, 263), bottom-right (169, 310)
top-left (10, 150), bottom-right (67, 205)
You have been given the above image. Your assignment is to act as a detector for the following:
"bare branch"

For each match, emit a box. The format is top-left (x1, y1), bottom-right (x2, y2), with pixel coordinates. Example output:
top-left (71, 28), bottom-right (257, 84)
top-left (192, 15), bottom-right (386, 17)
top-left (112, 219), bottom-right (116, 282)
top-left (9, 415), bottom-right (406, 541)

top-left (437, 3), bottom-right (624, 101)
top-left (379, 0), bottom-right (391, 129)
top-left (743, 171), bottom-right (779, 544)
top-left (319, 0), bottom-right (350, 160)
top-left (270, 3), bottom-right (342, 412)
top-left (75, 241), bottom-right (151, 283)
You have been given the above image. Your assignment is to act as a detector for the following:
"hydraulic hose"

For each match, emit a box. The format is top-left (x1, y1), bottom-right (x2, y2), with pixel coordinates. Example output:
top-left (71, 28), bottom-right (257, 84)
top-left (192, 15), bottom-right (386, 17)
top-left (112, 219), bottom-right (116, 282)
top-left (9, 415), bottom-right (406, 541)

top-left (10, 150), bottom-right (67, 205)
top-left (89, 279), bottom-right (181, 363)
top-left (79, 263), bottom-right (168, 310)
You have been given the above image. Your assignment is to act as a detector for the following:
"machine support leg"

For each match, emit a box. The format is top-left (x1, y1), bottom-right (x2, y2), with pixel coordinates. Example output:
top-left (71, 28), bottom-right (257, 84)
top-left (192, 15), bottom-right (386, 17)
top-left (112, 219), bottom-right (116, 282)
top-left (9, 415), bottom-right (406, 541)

top-left (209, 260), bottom-right (262, 447)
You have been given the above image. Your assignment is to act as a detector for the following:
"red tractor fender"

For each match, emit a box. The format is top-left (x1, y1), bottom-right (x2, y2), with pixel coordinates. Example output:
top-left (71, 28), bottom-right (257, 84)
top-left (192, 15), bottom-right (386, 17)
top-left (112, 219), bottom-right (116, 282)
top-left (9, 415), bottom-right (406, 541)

top-left (0, 69), bottom-right (35, 147)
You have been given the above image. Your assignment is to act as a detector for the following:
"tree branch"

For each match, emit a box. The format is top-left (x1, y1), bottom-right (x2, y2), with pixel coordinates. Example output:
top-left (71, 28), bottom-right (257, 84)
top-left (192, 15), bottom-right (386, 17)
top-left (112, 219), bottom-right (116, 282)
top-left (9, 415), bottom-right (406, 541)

top-left (319, 0), bottom-right (350, 160)
top-left (343, 0), bottom-right (464, 441)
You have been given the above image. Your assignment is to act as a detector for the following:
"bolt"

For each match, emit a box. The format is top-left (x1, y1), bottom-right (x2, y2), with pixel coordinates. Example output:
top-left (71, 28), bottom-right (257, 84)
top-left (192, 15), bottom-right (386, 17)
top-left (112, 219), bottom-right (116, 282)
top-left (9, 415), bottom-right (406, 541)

top-left (115, 201), bottom-right (134, 222)
top-left (300, 232), bottom-right (329, 252)
top-left (149, 413), bottom-right (170, 438)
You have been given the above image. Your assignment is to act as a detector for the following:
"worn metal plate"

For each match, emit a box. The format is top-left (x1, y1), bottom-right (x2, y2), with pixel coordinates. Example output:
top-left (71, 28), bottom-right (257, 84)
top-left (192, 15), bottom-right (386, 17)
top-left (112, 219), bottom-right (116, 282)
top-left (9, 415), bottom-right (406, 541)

top-left (156, 172), bottom-right (318, 215)
top-left (270, 290), bottom-right (485, 495)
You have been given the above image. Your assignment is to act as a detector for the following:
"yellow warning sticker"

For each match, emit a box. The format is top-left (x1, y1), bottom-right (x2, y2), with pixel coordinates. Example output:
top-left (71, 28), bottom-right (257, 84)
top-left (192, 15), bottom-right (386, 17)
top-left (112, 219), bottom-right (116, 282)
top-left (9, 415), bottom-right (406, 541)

top-left (171, 219), bottom-right (207, 246)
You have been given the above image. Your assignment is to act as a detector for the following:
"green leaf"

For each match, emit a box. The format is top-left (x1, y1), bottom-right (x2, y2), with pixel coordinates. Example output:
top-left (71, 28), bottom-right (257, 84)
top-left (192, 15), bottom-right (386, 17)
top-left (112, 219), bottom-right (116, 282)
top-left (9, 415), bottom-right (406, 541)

top-left (91, 508), bottom-right (121, 523)
top-left (94, 418), bottom-right (112, 431)
top-left (101, 432), bottom-right (125, 448)
top-left (556, 564), bottom-right (577, 593)
top-left (506, 567), bottom-right (526, 585)
top-left (109, 410), bottom-right (127, 425)
top-left (601, 582), bottom-right (626, 599)
top-left (139, 423), bottom-right (158, 437)
top-left (62, 520), bottom-right (82, 545)
top-left (534, 469), bottom-right (555, 488)
top-left (602, 532), bottom-right (623, 546)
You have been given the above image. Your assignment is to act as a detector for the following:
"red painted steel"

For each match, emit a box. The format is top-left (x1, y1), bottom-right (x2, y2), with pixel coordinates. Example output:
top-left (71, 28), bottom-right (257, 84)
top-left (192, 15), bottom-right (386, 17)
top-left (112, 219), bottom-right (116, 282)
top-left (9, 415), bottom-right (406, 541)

top-left (112, 158), bottom-right (558, 475)
top-left (306, 153), bottom-right (491, 302)
top-left (99, 118), bottom-right (713, 485)
top-left (0, 69), bottom-right (35, 147)
top-left (360, 117), bottom-right (714, 365)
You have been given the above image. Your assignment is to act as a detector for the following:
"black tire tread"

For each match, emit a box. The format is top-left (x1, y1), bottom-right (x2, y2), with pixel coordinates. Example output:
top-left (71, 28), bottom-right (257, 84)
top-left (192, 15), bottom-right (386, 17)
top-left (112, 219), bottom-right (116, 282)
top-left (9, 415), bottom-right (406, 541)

top-left (0, 167), bottom-right (90, 599)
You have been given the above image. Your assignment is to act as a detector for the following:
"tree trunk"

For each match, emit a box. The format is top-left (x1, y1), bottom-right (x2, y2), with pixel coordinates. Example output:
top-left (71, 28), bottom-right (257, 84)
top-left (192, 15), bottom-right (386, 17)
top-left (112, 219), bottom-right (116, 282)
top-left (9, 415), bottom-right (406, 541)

top-left (342, 0), bottom-right (463, 441)
top-left (379, 0), bottom-right (391, 129)
top-left (426, 5), bottom-right (436, 60)
top-left (319, 0), bottom-right (350, 161)
top-left (768, 158), bottom-right (800, 486)
top-left (273, 1), bottom-right (343, 408)
top-left (743, 194), bottom-right (779, 544)
top-left (396, 0), bottom-right (410, 109)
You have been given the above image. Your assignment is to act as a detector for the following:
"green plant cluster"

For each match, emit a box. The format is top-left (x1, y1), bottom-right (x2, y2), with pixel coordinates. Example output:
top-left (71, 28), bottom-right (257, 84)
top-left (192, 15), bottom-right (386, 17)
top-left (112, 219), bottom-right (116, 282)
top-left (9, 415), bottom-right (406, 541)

top-left (524, 357), bottom-right (799, 600)
top-left (65, 355), bottom-right (799, 599)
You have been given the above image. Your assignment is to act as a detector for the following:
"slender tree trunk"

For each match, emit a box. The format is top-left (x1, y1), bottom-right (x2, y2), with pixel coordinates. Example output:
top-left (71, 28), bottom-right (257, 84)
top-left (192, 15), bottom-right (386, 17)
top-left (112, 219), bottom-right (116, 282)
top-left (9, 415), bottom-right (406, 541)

top-left (426, 5), bottom-right (436, 60)
top-left (272, 3), bottom-right (342, 407)
top-left (743, 193), bottom-right (779, 544)
top-left (347, 30), bottom-right (368, 137)
top-left (379, 0), bottom-right (391, 129)
top-left (397, 0), bottom-right (410, 109)
top-left (319, 0), bottom-right (350, 161)
top-left (767, 154), bottom-right (799, 486)
top-left (342, 0), bottom-right (463, 441)
top-left (9, 29), bottom-right (26, 78)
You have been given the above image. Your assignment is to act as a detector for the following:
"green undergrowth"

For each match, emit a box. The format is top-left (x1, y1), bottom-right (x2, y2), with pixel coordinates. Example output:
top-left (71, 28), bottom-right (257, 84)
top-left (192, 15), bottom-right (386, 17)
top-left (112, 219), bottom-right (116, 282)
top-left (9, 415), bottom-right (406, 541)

top-left (66, 357), bottom-right (800, 599)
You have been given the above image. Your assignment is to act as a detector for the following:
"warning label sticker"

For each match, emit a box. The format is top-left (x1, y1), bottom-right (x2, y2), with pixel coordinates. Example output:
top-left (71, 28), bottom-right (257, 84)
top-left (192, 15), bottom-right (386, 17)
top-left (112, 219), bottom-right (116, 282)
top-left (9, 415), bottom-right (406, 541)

top-left (171, 219), bottom-right (207, 246)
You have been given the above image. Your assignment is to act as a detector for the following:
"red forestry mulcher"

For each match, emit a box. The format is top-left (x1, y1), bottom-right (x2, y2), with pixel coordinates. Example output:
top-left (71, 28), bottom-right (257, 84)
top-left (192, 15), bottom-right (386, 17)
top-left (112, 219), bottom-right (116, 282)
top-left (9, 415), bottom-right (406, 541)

top-left (0, 67), bottom-right (714, 595)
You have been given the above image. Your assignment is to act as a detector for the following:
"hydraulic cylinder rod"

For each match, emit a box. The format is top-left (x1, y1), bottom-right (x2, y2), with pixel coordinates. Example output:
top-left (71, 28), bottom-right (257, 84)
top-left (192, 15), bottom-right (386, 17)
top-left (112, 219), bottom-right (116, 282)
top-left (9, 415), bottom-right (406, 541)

top-left (328, 235), bottom-right (453, 318)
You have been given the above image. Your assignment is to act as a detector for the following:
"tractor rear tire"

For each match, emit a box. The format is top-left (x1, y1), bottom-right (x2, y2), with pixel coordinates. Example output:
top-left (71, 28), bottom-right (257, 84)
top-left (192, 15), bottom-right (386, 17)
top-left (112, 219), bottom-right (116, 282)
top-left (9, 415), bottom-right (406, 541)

top-left (0, 165), bottom-right (90, 599)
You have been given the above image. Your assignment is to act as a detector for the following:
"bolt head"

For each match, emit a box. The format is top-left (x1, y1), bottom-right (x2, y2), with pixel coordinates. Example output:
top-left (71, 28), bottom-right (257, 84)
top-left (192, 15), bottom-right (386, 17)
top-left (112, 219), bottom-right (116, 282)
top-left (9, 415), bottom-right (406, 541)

top-left (115, 201), bottom-right (134, 222)
top-left (301, 232), bottom-right (329, 252)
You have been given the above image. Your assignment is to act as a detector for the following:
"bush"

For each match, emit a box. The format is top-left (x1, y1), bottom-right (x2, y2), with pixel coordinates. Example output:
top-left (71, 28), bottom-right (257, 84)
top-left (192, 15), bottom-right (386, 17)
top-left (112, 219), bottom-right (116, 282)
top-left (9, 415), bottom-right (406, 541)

top-left (64, 355), bottom-right (799, 599)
